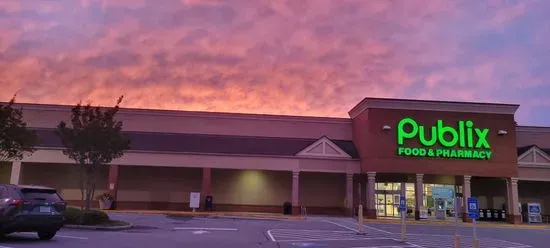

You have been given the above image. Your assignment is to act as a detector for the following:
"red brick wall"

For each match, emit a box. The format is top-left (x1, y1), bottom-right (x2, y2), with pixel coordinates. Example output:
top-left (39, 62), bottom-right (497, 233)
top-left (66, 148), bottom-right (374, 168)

top-left (352, 108), bottom-right (518, 177)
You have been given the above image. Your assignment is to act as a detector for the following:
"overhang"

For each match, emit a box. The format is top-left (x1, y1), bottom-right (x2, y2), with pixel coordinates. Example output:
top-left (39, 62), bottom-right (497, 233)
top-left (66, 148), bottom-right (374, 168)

top-left (348, 97), bottom-right (520, 119)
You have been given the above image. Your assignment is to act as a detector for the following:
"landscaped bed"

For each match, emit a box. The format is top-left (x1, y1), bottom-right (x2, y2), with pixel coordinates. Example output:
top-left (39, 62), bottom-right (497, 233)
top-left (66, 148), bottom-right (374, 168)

top-left (64, 207), bottom-right (130, 227)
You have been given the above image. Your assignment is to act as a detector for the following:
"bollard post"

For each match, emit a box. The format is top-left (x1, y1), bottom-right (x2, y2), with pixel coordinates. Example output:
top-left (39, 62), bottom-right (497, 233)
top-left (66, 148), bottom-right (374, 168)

top-left (472, 219), bottom-right (479, 248)
top-left (454, 197), bottom-right (460, 248)
top-left (454, 233), bottom-right (460, 248)
top-left (401, 209), bottom-right (407, 242)
top-left (358, 204), bottom-right (365, 235)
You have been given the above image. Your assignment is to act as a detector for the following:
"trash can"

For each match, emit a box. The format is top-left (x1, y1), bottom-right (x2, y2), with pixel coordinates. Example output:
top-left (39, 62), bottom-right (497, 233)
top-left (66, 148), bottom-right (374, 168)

top-left (479, 209), bottom-right (485, 221)
top-left (501, 209), bottom-right (507, 222)
top-left (205, 195), bottom-right (213, 211)
top-left (496, 209), bottom-right (503, 221)
top-left (485, 209), bottom-right (492, 220)
top-left (491, 209), bottom-right (498, 221)
top-left (283, 202), bottom-right (292, 215)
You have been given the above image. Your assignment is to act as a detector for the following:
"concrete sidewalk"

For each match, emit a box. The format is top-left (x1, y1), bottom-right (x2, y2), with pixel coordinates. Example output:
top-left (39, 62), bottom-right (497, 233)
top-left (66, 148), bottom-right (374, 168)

top-left (104, 209), bottom-right (306, 220)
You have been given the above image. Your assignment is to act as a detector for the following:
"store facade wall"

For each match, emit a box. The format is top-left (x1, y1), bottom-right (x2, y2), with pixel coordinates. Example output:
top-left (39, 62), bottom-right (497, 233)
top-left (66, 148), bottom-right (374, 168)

top-left (349, 98), bottom-right (521, 223)
top-left (2, 99), bottom-right (549, 221)
top-left (116, 166), bottom-right (202, 210)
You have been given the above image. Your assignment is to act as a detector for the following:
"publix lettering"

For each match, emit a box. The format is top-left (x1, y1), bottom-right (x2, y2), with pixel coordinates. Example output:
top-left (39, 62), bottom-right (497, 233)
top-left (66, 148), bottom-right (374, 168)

top-left (396, 118), bottom-right (492, 160)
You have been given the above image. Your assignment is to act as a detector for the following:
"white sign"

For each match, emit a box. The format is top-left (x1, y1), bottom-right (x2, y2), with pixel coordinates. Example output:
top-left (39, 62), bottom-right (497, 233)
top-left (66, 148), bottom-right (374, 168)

top-left (189, 192), bottom-right (201, 209)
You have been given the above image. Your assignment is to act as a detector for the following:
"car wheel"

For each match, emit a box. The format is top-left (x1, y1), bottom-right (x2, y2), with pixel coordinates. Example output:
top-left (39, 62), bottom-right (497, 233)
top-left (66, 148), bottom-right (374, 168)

top-left (37, 231), bottom-right (57, 240)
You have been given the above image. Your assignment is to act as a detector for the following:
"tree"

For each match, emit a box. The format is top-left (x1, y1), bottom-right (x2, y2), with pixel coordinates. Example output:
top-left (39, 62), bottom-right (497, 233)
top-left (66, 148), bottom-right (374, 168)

top-left (56, 96), bottom-right (130, 210)
top-left (0, 96), bottom-right (38, 162)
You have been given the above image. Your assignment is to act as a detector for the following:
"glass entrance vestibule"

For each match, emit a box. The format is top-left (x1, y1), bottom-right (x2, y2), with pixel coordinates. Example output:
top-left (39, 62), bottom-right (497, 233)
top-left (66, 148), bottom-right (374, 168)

top-left (374, 182), bottom-right (463, 219)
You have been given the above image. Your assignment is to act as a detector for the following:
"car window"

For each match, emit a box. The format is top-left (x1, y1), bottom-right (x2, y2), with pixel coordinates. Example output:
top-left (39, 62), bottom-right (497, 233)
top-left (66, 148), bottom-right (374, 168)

top-left (20, 188), bottom-right (62, 201)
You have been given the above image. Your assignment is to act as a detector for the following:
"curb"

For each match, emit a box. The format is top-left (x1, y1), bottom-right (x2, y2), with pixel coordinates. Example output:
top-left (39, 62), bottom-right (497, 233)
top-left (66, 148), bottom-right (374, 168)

top-left (105, 210), bottom-right (305, 221)
top-left (63, 222), bottom-right (134, 231)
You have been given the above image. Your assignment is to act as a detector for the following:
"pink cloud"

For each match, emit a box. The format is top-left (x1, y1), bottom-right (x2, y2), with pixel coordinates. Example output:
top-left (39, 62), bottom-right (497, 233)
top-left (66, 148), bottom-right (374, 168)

top-left (0, 0), bottom-right (549, 125)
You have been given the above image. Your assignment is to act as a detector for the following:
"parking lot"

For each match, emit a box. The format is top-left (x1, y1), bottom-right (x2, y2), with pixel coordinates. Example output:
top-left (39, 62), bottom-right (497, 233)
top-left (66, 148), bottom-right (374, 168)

top-left (0, 213), bottom-right (548, 248)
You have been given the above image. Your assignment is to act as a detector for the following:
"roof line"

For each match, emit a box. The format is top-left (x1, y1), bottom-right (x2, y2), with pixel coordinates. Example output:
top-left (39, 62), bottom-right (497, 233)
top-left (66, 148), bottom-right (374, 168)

top-left (349, 97), bottom-right (520, 118)
top-left (31, 127), bottom-right (355, 142)
top-left (4, 101), bottom-right (352, 124)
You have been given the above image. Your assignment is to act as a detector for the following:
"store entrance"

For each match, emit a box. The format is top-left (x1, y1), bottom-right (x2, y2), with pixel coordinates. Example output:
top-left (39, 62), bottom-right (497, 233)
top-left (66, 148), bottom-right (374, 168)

top-left (374, 182), bottom-right (403, 218)
top-left (375, 191), bottom-right (400, 217)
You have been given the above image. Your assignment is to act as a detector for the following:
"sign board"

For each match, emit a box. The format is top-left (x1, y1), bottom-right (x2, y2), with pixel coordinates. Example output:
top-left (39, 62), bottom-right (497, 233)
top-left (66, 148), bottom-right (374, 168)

top-left (399, 195), bottom-right (407, 212)
top-left (396, 118), bottom-right (492, 160)
top-left (189, 192), bottom-right (201, 209)
top-left (432, 187), bottom-right (454, 199)
top-left (467, 197), bottom-right (479, 219)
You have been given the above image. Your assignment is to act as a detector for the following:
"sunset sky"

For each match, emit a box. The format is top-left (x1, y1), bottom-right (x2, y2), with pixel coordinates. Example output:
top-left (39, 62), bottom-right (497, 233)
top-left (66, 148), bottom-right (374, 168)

top-left (1, 0), bottom-right (549, 125)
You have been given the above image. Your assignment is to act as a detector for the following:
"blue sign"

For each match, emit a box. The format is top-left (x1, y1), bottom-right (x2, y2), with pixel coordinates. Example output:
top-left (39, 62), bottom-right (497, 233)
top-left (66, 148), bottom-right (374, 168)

top-left (467, 197), bottom-right (479, 219)
top-left (432, 187), bottom-right (454, 199)
top-left (399, 195), bottom-right (407, 212)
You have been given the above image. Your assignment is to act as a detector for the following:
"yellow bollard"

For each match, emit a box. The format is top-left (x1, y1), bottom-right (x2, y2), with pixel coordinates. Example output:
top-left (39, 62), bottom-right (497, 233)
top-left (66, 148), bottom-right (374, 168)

top-left (401, 211), bottom-right (407, 242)
top-left (358, 204), bottom-right (365, 234)
top-left (454, 233), bottom-right (460, 248)
top-left (472, 238), bottom-right (479, 248)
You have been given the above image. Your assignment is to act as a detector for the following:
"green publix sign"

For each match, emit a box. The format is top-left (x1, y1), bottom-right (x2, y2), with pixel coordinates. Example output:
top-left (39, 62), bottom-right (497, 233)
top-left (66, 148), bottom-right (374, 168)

top-left (397, 118), bottom-right (492, 160)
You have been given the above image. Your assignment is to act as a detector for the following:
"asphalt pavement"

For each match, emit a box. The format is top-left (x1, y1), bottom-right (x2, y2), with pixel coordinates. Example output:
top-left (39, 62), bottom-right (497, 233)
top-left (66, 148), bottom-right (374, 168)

top-left (0, 213), bottom-right (547, 248)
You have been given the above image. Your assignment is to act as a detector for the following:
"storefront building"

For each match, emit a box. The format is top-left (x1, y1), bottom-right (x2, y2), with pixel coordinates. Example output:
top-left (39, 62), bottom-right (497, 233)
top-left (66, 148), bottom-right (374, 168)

top-left (2, 97), bottom-right (549, 224)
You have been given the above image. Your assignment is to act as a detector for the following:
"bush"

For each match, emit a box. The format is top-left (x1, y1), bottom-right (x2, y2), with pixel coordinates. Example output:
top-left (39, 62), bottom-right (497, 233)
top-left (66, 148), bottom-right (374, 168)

top-left (81, 210), bottom-right (110, 225)
top-left (64, 207), bottom-right (83, 225)
top-left (63, 207), bottom-right (110, 225)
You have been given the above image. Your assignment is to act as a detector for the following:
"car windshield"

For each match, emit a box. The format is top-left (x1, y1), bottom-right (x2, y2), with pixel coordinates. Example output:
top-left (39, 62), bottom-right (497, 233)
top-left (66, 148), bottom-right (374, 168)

top-left (20, 188), bottom-right (61, 201)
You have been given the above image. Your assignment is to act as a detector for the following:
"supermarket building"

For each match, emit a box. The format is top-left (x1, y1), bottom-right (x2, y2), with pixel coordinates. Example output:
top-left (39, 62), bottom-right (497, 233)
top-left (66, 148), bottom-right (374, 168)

top-left (2, 97), bottom-right (550, 224)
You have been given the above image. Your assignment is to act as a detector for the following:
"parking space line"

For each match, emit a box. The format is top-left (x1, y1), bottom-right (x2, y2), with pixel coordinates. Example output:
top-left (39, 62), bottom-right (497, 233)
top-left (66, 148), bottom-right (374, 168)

top-left (276, 237), bottom-right (395, 242)
top-left (340, 219), bottom-right (393, 234)
top-left (350, 246), bottom-right (416, 248)
top-left (323, 220), bottom-right (359, 232)
top-left (56, 235), bottom-right (89, 240)
top-left (267, 229), bottom-right (275, 241)
top-left (173, 227), bottom-right (238, 231)
top-left (271, 229), bottom-right (355, 233)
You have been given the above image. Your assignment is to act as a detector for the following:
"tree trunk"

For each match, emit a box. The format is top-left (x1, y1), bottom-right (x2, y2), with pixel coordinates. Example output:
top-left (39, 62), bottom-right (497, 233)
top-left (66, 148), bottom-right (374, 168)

top-left (79, 162), bottom-right (85, 210)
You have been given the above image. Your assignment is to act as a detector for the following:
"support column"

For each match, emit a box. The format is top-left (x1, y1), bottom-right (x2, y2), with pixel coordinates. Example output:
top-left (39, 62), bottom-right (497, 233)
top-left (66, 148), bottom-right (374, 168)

top-left (9, 161), bottom-right (22, 185)
top-left (292, 171), bottom-right (300, 215)
top-left (506, 177), bottom-right (521, 224)
top-left (107, 165), bottom-right (119, 210)
top-left (345, 173), bottom-right (354, 216)
top-left (366, 172), bottom-right (376, 219)
top-left (201, 168), bottom-right (212, 210)
top-left (462, 175), bottom-right (472, 222)
top-left (414, 174), bottom-right (424, 220)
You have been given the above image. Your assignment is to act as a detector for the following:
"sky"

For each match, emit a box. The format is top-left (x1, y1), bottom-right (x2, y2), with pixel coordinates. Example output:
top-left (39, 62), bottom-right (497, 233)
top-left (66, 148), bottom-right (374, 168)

top-left (0, 0), bottom-right (549, 126)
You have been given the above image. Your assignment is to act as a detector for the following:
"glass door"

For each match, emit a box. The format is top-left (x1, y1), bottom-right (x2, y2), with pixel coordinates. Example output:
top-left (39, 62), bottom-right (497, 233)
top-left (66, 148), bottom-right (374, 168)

top-left (375, 192), bottom-right (400, 217)
top-left (376, 193), bottom-right (386, 216)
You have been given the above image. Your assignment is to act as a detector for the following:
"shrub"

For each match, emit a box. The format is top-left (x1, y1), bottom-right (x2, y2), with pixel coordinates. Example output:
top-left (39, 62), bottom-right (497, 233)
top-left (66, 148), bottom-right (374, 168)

top-left (64, 207), bottom-right (83, 225)
top-left (63, 207), bottom-right (110, 225)
top-left (81, 210), bottom-right (110, 225)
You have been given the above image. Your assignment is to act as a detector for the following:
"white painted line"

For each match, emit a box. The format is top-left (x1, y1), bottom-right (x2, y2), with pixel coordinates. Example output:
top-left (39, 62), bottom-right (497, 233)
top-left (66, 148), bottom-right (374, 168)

top-left (342, 219), bottom-right (393, 234)
top-left (56, 235), bottom-right (89, 240)
top-left (276, 237), bottom-right (395, 242)
top-left (0, 245), bottom-right (14, 248)
top-left (323, 220), bottom-right (359, 232)
top-left (266, 230), bottom-right (276, 241)
top-left (270, 229), bottom-right (354, 233)
top-left (173, 227), bottom-right (238, 231)
top-left (404, 241), bottom-right (425, 248)
top-left (350, 246), bottom-right (415, 248)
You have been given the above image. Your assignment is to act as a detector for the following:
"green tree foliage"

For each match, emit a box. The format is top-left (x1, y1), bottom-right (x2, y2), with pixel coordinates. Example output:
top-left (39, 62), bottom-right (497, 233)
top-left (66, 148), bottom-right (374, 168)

top-left (0, 96), bottom-right (37, 162)
top-left (56, 96), bottom-right (130, 210)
